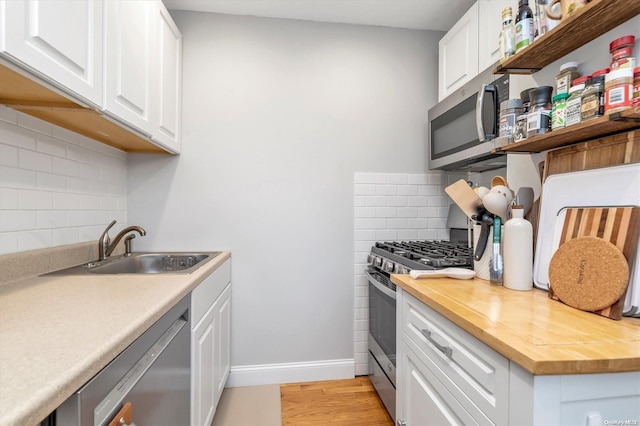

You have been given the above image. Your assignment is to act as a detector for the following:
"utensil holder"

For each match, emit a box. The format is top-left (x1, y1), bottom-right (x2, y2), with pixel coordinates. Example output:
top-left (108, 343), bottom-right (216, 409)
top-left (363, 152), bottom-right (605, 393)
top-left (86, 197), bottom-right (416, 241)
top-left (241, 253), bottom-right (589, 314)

top-left (473, 224), bottom-right (503, 281)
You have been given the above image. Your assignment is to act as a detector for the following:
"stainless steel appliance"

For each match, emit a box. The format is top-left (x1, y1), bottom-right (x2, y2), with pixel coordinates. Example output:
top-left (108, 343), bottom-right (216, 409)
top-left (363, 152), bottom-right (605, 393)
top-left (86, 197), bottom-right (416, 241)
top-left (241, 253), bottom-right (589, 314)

top-left (51, 295), bottom-right (191, 426)
top-left (428, 68), bottom-right (509, 171)
top-left (366, 240), bottom-right (473, 419)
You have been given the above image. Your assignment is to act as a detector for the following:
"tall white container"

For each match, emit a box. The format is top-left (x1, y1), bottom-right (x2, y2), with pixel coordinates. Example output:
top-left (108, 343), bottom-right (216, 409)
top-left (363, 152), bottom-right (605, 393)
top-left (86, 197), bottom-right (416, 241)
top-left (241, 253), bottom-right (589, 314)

top-left (503, 205), bottom-right (533, 290)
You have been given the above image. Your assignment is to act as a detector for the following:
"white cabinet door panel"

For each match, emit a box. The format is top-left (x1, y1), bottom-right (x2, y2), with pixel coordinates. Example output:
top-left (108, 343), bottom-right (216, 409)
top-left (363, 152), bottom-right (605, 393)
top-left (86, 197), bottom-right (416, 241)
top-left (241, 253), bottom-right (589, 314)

top-left (1, 0), bottom-right (103, 106)
top-left (152, 2), bottom-right (182, 153)
top-left (478, 0), bottom-right (514, 72)
top-left (192, 306), bottom-right (216, 426)
top-left (104, 0), bottom-right (154, 135)
top-left (438, 2), bottom-right (478, 101)
top-left (214, 285), bottom-right (232, 406)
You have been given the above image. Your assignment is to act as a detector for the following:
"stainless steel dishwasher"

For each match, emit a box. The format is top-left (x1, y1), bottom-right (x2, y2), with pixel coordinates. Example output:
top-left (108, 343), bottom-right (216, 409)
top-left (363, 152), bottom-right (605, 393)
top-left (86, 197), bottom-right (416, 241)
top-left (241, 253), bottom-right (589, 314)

top-left (53, 295), bottom-right (191, 426)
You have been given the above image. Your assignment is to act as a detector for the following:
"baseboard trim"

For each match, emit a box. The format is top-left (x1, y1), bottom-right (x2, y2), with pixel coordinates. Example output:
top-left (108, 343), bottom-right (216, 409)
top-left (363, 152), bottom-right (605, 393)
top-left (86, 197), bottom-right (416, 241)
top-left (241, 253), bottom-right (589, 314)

top-left (226, 358), bottom-right (355, 387)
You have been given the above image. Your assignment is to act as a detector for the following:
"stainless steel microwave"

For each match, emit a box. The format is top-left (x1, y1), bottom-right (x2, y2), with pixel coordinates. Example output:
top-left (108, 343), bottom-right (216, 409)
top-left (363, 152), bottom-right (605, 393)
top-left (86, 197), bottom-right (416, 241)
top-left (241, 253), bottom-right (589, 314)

top-left (428, 68), bottom-right (509, 171)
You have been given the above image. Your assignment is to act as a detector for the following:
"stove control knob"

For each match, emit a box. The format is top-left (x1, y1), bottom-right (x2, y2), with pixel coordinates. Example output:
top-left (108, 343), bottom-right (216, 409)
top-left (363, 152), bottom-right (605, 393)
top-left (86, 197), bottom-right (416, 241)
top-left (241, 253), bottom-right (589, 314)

top-left (367, 253), bottom-right (374, 264)
top-left (383, 260), bottom-right (395, 273)
top-left (373, 256), bottom-right (383, 268)
top-left (397, 266), bottom-right (409, 274)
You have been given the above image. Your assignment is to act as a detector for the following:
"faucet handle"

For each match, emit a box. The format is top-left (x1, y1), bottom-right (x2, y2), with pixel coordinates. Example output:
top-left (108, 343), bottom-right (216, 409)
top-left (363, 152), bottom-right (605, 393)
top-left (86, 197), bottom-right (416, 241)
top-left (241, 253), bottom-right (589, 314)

top-left (100, 220), bottom-right (117, 241)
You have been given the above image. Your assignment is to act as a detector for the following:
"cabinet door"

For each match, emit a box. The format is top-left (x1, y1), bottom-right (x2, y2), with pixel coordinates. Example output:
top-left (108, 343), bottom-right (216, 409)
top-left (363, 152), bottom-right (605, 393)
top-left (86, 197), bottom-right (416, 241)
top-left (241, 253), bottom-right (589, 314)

top-left (1, 0), bottom-right (103, 106)
top-left (192, 306), bottom-right (217, 426)
top-left (104, 0), bottom-right (154, 136)
top-left (214, 284), bottom-right (232, 407)
top-left (478, 0), bottom-right (514, 71)
top-left (152, 1), bottom-right (182, 153)
top-left (397, 340), bottom-right (477, 425)
top-left (438, 2), bottom-right (479, 101)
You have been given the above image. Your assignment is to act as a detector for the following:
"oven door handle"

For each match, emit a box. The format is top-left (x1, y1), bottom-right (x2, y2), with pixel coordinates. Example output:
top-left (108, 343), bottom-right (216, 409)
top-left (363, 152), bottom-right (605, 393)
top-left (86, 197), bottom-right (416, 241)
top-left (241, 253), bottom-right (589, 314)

top-left (366, 271), bottom-right (396, 300)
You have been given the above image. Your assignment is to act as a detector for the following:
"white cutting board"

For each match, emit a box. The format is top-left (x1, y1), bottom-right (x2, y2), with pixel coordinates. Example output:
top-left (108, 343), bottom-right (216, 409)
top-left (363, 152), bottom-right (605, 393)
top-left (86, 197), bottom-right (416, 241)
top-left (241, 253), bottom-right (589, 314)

top-left (533, 163), bottom-right (640, 316)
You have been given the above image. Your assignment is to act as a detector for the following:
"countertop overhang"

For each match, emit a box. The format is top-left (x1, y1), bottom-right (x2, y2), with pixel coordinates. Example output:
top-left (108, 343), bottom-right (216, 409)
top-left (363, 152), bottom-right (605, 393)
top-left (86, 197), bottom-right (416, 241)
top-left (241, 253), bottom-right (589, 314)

top-left (391, 274), bottom-right (640, 376)
top-left (0, 250), bottom-right (231, 426)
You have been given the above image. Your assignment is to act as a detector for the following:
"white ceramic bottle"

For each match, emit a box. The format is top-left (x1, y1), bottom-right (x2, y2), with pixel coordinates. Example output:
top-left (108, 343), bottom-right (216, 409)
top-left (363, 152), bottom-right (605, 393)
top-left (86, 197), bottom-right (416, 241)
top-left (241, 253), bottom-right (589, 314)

top-left (503, 205), bottom-right (533, 290)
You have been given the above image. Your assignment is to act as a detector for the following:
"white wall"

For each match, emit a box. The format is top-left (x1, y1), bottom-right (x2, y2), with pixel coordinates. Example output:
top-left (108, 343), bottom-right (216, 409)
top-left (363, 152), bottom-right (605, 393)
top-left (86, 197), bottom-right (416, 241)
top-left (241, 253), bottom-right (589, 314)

top-left (0, 106), bottom-right (128, 255)
top-left (128, 12), bottom-right (443, 384)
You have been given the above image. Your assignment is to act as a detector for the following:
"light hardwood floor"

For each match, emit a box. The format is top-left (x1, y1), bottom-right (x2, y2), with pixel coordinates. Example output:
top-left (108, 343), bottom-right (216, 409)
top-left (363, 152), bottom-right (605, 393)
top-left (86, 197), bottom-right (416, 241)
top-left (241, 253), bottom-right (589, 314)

top-left (280, 376), bottom-right (394, 425)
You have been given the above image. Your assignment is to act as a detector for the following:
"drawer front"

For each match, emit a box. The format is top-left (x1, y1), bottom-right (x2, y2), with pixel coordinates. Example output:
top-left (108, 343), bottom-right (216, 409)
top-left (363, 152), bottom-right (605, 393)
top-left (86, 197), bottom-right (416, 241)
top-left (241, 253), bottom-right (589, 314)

top-left (192, 259), bottom-right (231, 328)
top-left (401, 291), bottom-right (509, 425)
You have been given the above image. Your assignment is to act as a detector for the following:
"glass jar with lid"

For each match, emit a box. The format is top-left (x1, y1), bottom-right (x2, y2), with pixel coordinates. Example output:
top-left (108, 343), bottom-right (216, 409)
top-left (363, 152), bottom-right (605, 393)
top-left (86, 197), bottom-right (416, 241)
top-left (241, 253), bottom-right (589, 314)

top-left (551, 93), bottom-right (569, 130)
top-left (610, 35), bottom-right (636, 70)
top-left (581, 68), bottom-right (608, 121)
top-left (527, 86), bottom-right (553, 138)
top-left (565, 76), bottom-right (589, 126)
top-left (556, 61), bottom-right (580, 95)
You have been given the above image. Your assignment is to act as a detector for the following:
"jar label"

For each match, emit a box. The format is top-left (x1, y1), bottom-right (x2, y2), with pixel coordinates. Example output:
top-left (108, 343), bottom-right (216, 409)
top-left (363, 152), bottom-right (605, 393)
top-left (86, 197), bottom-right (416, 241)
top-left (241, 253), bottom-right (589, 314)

top-left (527, 109), bottom-right (551, 136)
top-left (605, 84), bottom-right (633, 111)
top-left (499, 113), bottom-right (518, 138)
top-left (556, 75), bottom-right (570, 94)
top-left (565, 98), bottom-right (582, 126)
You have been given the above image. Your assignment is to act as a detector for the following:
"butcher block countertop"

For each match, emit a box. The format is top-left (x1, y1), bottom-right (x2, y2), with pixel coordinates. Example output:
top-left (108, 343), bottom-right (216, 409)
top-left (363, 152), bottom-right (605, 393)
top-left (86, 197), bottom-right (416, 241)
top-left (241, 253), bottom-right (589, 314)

top-left (0, 249), bottom-right (231, 426)
top-left (391, 275), bottom-right (640, 376)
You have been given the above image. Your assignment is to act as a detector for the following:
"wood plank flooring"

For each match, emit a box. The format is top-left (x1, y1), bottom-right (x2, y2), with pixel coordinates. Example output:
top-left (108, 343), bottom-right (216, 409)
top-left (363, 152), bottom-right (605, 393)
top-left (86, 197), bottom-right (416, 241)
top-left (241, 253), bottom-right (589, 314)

top-left (280, 376), bottom-right (394, 425)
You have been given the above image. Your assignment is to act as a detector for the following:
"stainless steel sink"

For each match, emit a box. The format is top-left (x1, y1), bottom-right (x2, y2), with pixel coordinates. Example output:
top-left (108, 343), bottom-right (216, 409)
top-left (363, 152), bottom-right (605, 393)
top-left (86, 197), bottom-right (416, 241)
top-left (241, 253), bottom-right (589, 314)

top-left (45, 252), bottom-right (220, 275)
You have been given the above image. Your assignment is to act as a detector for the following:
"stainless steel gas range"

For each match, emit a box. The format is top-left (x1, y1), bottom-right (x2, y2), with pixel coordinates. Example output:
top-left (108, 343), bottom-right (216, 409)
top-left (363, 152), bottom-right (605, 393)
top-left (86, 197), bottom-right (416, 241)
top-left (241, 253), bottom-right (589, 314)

top-left (365, 240), bottom-right (473, 419)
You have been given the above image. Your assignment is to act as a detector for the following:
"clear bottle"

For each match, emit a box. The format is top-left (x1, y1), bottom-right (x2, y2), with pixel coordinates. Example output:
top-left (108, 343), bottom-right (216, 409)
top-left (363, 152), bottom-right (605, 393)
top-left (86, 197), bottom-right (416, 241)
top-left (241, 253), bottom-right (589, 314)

top-left (503, 205), bottom-right (533, 291)
top-left (499, 7), bottom-right (516, 63)
top-left (515, 0), bottom-right (534, 53)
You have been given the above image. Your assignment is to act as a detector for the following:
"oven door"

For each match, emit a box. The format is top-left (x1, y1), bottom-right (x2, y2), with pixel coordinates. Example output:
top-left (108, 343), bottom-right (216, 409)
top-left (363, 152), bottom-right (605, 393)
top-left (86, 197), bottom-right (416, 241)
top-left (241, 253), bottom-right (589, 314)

top-left (367, 270), bottom-right (396, 419)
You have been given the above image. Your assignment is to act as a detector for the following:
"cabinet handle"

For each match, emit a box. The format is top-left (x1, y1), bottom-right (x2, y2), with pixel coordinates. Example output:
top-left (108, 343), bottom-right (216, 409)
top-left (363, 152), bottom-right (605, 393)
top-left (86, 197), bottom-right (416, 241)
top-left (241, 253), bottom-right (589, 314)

top-left (397, 420), bottom-right (407, 426)
top-left (420, 328), bottom-right (453, 358)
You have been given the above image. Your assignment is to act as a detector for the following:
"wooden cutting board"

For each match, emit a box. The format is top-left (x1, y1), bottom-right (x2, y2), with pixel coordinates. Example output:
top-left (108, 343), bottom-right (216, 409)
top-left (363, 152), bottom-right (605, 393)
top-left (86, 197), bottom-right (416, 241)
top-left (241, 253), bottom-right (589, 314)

top-left (548, 206), bottom-right (640, 320)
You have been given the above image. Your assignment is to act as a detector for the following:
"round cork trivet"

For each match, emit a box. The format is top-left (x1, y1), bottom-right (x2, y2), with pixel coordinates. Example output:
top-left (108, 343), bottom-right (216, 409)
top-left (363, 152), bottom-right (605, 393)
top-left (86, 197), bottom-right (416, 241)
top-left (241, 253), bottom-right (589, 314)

top-left (549, 236), bottom-right (629, 312)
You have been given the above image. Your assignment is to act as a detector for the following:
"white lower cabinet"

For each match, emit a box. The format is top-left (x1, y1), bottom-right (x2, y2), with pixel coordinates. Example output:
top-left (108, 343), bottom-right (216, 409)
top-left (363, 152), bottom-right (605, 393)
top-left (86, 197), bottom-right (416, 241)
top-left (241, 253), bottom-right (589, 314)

top-left (397, 289), bottom-right (640, 426)
top-left (191, 259), bottom-right (231, 426)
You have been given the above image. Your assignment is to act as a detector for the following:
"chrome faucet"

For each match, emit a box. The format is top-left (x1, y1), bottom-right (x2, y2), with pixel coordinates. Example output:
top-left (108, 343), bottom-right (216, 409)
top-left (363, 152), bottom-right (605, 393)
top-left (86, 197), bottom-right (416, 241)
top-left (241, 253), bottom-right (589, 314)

top-left (98, 220), bottom-right (146, 260)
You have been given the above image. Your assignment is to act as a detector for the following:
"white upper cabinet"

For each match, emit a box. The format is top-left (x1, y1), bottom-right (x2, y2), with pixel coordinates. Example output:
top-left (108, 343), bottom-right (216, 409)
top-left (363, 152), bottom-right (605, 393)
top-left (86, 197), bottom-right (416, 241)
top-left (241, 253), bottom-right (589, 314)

top-left (438, 0), bottom-right (513, 101)
top-left (104, 0), bottom-right (154, 136)
top-left (438, 2), bottom-right (478, 101)
top-left (478, 0), bottom-right (514, 71)
top-left (152, 2), bottom-right (182, 153)
top-left (1, 0), bottom-right (103, 107)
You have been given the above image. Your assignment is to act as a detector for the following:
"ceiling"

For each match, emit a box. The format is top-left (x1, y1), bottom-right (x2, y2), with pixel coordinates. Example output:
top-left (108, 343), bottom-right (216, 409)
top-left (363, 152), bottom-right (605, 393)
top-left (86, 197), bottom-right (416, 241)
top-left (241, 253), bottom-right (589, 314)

top-left (163, 0), bottom-right (476, 31)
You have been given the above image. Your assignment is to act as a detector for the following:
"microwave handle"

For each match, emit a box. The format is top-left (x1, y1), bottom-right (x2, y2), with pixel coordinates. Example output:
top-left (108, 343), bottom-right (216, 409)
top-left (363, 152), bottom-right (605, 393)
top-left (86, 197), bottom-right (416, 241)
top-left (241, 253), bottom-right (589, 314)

top-left (476, 83), bottom-right (497, 142)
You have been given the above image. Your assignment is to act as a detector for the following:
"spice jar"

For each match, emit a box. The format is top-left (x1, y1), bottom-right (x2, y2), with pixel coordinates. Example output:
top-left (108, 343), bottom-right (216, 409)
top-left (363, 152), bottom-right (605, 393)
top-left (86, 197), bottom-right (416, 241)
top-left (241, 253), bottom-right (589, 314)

top-left (565, 76), bottom-right (589, 127)
top-left (514, 88), bottom-right (533, 142)
top-left (556, 62), bottom-right (580, 95)
top-left (634, 67), bottom-right (640, 108)
top-left (551, 93), bottom-right (569, 129)
top-left (605, 68), bottom-right (634, 114)
top-left (527, 86), bottom-right (553, 138)
top-left (581, 69), bottom-right (608, 120)
top-left (499, 99), bottom-right (524, 144)
top-left (610, 35), bottom-right (636, 70)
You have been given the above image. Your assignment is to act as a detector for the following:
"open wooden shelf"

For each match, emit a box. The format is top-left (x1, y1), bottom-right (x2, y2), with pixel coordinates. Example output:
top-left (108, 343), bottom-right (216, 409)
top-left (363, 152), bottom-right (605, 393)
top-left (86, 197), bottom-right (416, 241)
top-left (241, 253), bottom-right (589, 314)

top-left (494, 110), bottom-right (640, 153)
top-left (493, 0), bottom-right (640, 74)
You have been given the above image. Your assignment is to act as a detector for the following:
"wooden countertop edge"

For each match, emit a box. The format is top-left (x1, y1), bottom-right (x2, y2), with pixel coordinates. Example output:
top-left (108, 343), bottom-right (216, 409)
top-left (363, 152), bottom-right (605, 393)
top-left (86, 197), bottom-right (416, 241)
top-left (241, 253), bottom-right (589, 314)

top-left (392, 274), bottom-right (640, 376)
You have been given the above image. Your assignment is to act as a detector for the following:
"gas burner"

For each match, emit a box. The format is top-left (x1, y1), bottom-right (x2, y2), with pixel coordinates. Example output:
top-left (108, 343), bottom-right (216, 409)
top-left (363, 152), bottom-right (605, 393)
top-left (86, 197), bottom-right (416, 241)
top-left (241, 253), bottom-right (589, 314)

top-left (369, 240), bottom-right (473, 274)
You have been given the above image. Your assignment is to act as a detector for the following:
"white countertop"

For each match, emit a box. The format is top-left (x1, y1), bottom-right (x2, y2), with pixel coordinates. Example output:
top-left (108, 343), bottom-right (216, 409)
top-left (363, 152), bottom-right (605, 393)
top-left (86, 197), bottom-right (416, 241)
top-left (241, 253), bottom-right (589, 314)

top-left (0, 250), bottom-right (231, 426)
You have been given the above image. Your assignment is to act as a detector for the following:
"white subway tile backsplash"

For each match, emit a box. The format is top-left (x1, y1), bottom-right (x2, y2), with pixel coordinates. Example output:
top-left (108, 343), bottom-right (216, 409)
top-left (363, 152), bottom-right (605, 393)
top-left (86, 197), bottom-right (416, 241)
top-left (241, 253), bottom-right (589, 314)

top-left (0, 188), bottom-right (18, 209)
top-left (18, 229), bottom-right (52, 251)
top-left (353, 171), bottom-right (464, 376)
top-left (18, 190), bottom-right (53, 210)
top-left (0, 144), bottom-right (18, 167)
top-left (37, 135), bottom-right (67, 157)
top-left (0, 110), bottom-right (128, 255)
top-left (0, 124), bottom-right (37, 149)
top-left (36, 172), bottom-right (66, 192)
top-left (355, 206), bottom-right (376, 218)
top-left (52, 157), bottom-right (79, 177)
top-left (0, 211), bottom-right (37, 232)
top-left (0, 166), bottom-right (37, 189)
top-left (18, 149), bottom-right (52, 173)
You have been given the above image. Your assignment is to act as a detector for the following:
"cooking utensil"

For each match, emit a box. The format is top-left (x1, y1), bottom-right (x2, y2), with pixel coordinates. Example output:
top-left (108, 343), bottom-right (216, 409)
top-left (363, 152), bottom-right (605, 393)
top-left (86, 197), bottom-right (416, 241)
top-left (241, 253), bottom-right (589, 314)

top-left (444, 179), bottom-right (484, 219)
top-left (471, 212), bottom-right (493, 261)
top-left (491, 175), bottom-right (508, 187)
top-left (409, 268), bottom-right (476, 280)
top-left (516, 186), bottom-right (534, 216)
top-left (490, 216), bottom-right (503, 285)
top-left (483, 191), bottom-right (509, 221)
